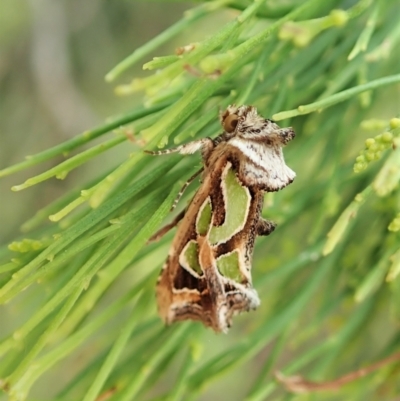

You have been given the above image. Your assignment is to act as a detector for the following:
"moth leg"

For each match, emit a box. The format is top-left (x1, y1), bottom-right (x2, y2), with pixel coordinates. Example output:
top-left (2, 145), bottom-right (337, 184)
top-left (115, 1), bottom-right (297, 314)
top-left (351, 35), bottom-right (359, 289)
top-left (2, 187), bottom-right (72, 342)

top-left (148, 210), bottom-right (186, 243)
top-left (170, 168), bottom-right (203, 212)
top-left (257, 218), bottom-right (276, 236)
top-left (145, 138), bottom-right (214, 156)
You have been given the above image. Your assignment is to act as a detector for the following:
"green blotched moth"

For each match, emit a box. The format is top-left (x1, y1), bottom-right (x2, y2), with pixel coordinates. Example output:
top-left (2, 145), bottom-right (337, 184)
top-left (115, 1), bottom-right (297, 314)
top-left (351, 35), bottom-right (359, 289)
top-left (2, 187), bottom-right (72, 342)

top-left (147, 105), bottom-right (295, 332)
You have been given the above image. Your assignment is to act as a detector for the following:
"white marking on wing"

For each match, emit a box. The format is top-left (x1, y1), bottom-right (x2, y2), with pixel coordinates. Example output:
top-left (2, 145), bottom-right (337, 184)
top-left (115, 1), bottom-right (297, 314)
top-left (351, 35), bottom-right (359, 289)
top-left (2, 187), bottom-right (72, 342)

top-left (229, 138), bottom-right (296, 189)
top-left (229, 138), bottom-right (265, 166)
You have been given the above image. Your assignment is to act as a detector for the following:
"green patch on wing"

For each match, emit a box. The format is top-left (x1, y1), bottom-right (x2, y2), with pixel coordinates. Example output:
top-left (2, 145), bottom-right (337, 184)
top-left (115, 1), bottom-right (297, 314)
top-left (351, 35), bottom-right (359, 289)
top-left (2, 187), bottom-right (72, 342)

top-left (182, 240), bottom-right (202, 275)
top-left (210, 167), bottom-right (250, 244)
top-left (196, 198), bottom-right (212, 235)
top-left (217, 251), bottom-right (242, 282)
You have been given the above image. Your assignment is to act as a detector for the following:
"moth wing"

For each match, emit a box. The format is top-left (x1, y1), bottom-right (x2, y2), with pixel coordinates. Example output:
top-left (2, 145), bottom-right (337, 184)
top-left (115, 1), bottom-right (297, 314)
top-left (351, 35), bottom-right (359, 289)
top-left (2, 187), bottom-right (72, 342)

top-left (156, 155), bottom-right (261, 332)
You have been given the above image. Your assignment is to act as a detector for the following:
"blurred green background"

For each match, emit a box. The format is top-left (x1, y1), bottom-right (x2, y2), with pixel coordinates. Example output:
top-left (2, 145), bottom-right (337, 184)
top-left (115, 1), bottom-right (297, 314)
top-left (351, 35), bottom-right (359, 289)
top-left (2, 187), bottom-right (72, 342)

top-left (0, 0), bottom-right (195, 243)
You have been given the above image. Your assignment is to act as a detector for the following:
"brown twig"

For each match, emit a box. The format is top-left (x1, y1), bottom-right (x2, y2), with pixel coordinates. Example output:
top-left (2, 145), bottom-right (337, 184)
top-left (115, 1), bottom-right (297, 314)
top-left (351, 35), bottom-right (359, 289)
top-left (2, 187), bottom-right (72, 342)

top-left (275, 351), bottom-right (400, 393)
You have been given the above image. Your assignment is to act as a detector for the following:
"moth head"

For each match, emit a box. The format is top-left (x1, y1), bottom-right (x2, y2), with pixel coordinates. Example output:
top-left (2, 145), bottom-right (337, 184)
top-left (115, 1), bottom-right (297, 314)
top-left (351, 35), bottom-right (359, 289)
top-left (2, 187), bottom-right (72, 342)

top-left (221, 105), bottom-right (295, 145)
top-left (220, 106), bottom-right (239, 133)
top-left (220, 105), bottom-right (259, 133)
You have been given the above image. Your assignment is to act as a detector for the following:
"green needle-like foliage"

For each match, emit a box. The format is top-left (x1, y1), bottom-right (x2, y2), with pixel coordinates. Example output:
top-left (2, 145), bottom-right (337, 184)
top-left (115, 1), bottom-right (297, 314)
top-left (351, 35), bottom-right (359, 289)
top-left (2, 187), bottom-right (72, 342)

top-left (1, 0), bottom-right (399, 400)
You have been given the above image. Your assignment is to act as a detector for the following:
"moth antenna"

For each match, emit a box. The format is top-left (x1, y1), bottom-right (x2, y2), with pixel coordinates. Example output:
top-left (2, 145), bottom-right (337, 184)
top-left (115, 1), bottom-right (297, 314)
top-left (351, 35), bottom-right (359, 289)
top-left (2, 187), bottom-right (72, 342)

top-left (144, 148), bottom-right (181, 156)
top-left (170, 168), bottom-right (203, 211)
top-left (145, 138), bottom-right (214, 156)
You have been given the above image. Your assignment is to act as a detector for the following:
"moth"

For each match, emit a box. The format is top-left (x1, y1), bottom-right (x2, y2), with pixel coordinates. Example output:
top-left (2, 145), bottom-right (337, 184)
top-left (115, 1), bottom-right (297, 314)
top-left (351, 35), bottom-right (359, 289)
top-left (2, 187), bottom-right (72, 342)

top-left (147, 105), bottom-right (296, 332)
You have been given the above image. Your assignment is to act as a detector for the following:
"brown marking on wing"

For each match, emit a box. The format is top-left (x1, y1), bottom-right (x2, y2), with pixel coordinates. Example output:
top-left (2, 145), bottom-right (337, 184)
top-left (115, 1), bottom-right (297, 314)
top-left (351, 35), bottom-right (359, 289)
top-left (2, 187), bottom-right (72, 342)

top-left (156, 156), bottom-right (230, 330)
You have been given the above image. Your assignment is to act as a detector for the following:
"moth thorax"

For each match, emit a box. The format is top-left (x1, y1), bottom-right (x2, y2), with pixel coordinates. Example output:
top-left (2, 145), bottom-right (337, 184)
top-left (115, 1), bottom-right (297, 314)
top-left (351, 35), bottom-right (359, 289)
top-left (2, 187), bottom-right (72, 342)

top-left (221, 112), bottom-right (239, 133)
